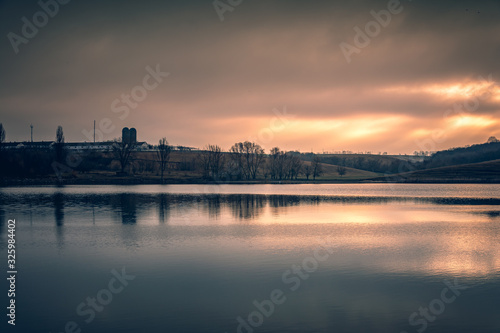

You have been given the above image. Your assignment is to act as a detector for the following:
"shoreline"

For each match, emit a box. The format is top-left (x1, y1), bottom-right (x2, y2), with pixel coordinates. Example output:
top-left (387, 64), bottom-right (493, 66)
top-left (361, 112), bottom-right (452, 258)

top-left (1, 177), bottom-right (499, 187)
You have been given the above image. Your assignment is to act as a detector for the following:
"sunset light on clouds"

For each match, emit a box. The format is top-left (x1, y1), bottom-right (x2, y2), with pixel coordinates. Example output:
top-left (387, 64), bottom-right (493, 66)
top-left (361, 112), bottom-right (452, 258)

top-left (1, 0), bottom-right (499, 153)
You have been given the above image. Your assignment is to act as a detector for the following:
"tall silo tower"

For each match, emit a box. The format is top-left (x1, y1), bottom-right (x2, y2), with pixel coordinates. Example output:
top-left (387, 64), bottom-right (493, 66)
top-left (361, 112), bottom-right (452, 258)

top-left (122, 127), bottom-right (130, 144)
top-left (130, 128), bottom-right (137, 143)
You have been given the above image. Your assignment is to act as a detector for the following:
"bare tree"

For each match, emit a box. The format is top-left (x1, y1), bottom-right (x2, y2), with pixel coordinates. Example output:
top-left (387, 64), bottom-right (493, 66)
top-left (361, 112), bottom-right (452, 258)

top-left (227, 146), bottom-right (243, 180)
top-left (312, 156), bottom-right (323, 180)
top-left (230, 141), bottom-right (265, 180)
top-left (268, 147), bottom-right (283, 180)
top-left (289, 155), bottom-right (303, 180)
top-left (0, 123), bottom-right (5, 146)
top-left (200, 151), bottom-right (210, 179)
top-left (156, 138), bottom-right (171, 180)
top-left (304, 164), bottom-right (311, 180)
top-left (210, 145), bottom-right (225, 179)
top-left (112, 138), bottom-right (136, 174)
top-left (0, 123), bottom-right (5, 155)
top-left (487, 136), bottom-right (499, 143)
top-left (267, 148), bottom-right (304, 180)
top-left (336, 158), bottom-right (347, 177)
top-left (55, 126), bottom-right (65, 163)
top-left (200, 144), bottom-right (225, 180)
top-left (337, 165), bottom-right (347, 177)
top-left (156, 137), bottom-right (172, 183)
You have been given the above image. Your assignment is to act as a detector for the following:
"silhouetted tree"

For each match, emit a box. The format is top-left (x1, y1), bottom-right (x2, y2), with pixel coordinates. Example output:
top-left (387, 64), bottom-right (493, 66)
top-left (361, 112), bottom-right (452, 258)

top-left (267, 147), bottom-right (303, 180)
top-left (268, 147), bottom-right (284, 180)
top-left (230, 141), bottom-right (265, 180)
top-left (289, 155), bottom-right (303, 179)
top-left (112, 138), bottom-right (136, 174)
top-left (0, 123), bottom-right (5, 147)
top-left (487, 136), bottom-right (498, 143)
top-left (312, 156), bottom-right (323, 180)
top-left (54, 126), bottom-right (65, 163)
top-left (156, 137), bottom-right (172, 183)
top-left (337, 165), bottom-right (347, 177)
top-left (200, 144), bottom-right (225, 180)
top-left (0, 123), bottom-right (5, 158)
top-left (304, 164), bottom-right (311, 180)
top-left (227, 147), bottom-right (243, 180)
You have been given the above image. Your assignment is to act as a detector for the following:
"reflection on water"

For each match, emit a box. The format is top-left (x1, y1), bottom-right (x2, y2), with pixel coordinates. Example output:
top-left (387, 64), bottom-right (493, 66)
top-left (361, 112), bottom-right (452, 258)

top-left (117, 193), bottom-right (137, 225)
top-left (476, 210), bottom-right (500, 218)
top-left (53, 192), bottom-right (65, 249)
top-left (53, 192), bottom-right (65, 226)
top-left (0, 185), bottom-right (498, 333)
top-left (228, 194), bottom-right (266, 220)
top-left (158, 193), bottom-right (170, 223)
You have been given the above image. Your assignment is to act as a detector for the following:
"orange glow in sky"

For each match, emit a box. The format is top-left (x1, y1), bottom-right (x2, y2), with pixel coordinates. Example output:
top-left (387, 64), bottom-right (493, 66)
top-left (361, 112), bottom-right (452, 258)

top-left (1, 1), bottom-right (499, 154)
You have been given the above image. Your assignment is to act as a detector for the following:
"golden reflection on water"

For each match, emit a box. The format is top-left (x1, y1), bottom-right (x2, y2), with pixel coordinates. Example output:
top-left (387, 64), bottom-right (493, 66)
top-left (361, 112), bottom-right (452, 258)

top-left (227, 221), bottom-right (500, 278)
top-left (2, 190), bottom-right (499, 278)
top-left (154, 200), bottom-right (500, 278)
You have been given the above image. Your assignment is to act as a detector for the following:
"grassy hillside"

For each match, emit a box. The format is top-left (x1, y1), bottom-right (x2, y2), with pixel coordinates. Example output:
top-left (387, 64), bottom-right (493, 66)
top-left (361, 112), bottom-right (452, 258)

top-left (423, 141), bottom-right (500, 169)
top-left (303, 161), bottom-right (381, 180)
top-left (2, 144), bottom-right (498, 185)
top-left (307, 153), bottom-right (409, 174)
top-left (371, 159), bottom-right (500, 183)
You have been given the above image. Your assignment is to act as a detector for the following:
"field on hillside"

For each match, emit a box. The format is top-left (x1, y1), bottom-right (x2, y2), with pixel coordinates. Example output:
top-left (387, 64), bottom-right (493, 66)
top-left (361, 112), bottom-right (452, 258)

top-left (302, 160), bottom-right (380, 180)
top-left (372, 159), bottom-right (500, 183)
top-left (79, 151), bottom-right (381, 182)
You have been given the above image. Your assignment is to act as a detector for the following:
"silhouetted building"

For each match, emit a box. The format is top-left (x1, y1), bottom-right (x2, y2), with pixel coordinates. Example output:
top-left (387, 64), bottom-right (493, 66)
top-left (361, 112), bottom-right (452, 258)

top-left (122, 127), bottom-right (137, 144)
top-left (122, 127), bottom-right (130, 144)
top-left (130, 128), bottom-right (137, 143)
top-left (2, 141), bottom-right (151, 151)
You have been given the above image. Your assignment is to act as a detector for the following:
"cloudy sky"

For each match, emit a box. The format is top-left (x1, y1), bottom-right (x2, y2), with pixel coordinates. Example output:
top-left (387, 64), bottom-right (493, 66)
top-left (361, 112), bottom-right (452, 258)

top-left (1, 0), bottom-right (499, 153)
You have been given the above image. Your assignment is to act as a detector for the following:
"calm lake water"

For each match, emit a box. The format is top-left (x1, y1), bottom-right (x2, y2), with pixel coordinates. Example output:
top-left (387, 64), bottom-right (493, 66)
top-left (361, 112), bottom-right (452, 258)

top-left (0, 184), bottom-right (499, 333)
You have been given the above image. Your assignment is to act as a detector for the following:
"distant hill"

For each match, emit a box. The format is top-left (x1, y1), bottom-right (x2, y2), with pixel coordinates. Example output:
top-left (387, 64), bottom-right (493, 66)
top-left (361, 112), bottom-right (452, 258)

top-left (422, 140), bottom-right (500, 169)
top-left (371, 159), bottom-right (500, 183)
top-left (303, 153), bottom-right (404, 174)
top-left (302, 160), bottom-right (380, 180)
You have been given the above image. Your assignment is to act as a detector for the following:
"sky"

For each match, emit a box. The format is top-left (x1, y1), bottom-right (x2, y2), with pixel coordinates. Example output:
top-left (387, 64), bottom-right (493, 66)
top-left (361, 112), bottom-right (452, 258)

top-left (0, 0), bottom-right (499, 154)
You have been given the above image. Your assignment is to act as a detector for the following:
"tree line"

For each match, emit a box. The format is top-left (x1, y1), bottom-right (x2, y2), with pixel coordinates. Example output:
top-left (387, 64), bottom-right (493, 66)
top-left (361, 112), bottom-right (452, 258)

top-left (3, 123), bottom-right (497, 183)
top-left (199, 143), bottom-right (324, 181)
top-left (0, 123), bottom-right (444, 181)
top-left (0, 124), bottom-right (325, 181)
top-left (421, 140), bottom-right (500, 169)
